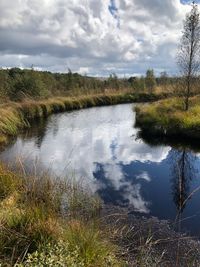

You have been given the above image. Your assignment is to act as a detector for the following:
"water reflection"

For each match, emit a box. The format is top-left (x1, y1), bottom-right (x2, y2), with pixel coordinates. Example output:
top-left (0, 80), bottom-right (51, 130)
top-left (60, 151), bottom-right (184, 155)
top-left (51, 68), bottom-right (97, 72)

top-left (0, 104), bottom-right (170, 189)
top-left (170, 149), bottom-right (196, 213)
top-left (22, 118), bottom-right (48, 148)
top-left (140, 130), bottom-right (200, 234)
top-left (168, 149), bottom-right (198, 233)
top-left (95, 163), bottom-right (151, 213)
top-left (1, 104), bottom-right (200, 235)
top-left (137, 131), bottom-right (200, 153)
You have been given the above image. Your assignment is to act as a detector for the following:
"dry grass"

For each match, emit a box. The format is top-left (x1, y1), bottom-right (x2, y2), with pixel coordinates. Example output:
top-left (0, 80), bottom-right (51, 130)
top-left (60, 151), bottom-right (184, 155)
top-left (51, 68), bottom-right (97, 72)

top-left (0, 163), bottom-right (124, 266)
top-left (0, 93), bottom-right (124, 145)
top-left (101, 208), bottom-right (200, 267)
top-left (0, 91), bottom-right (170, 147)
top-left (1, 164), bottom-right (200, 266)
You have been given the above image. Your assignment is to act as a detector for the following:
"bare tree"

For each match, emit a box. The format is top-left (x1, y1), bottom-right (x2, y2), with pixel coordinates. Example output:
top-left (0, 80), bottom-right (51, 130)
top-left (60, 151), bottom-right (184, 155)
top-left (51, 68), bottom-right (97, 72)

top-left (177, 1), bottom-right (200, 110)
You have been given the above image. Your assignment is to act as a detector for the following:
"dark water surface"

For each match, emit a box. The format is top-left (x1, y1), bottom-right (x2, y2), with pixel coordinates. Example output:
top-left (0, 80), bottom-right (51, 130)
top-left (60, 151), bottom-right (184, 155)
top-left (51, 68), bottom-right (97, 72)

top-left (1, 104), bottom-right (200, 236)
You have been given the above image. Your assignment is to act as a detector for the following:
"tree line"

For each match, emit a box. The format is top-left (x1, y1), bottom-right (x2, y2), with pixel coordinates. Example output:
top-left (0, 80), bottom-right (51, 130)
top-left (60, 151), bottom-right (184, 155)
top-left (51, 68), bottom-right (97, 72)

top-left (1, 2), bottom-right (199, 104)
top-left (0, 67), bottom-right (177, 102)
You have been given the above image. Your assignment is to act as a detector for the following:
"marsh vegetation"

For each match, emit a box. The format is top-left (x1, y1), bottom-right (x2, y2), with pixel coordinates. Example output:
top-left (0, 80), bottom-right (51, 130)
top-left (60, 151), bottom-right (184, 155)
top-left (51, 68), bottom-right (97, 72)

top-left (1, 2), bottom-right (200, 267)
top-left (135, 96), bottom-right (200, 139)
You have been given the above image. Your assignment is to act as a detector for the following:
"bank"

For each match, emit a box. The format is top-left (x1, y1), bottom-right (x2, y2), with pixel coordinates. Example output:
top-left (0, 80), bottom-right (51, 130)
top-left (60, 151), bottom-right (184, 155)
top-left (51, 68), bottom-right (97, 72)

top-left (1, 163), bottom-right (200, 266)
top-left (0, 92), bottom-right (170, 147)
top-left (135, 96), bottom-right (200, 139)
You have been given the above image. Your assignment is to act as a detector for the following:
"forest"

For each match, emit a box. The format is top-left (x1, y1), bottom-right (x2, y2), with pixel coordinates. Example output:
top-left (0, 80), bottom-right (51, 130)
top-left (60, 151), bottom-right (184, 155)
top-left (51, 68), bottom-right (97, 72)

top-left (0, 68), bottom-right (178, 102)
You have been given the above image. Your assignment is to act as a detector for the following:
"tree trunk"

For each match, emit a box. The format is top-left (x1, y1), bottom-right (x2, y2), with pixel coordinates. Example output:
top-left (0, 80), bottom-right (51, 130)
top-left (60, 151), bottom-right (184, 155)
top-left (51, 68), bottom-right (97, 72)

top-left (185, 76), bottom-right (190, 111)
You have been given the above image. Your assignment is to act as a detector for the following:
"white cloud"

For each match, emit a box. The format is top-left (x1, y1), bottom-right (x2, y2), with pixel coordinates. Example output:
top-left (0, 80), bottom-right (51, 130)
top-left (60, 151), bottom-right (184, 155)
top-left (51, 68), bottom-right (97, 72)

top-left (0, 0), bottom-right (194, 75)
top-left (136, 171), bottom-right (151, 182)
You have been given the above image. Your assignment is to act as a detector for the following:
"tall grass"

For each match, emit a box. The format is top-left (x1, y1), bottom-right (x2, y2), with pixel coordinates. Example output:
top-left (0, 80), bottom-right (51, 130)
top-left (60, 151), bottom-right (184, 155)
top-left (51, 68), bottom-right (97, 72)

top-left (135, 96), bottom-right (200, 139)
top-left (0, 91), bottom-right (171, 146)
top-left (0, 164), bottom-right (123, 266)
top-left (1, 163), bottom-right (200, 266)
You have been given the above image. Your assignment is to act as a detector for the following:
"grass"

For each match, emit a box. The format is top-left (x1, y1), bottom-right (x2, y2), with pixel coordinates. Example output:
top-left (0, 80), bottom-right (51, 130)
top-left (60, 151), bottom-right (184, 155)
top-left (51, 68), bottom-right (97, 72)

top-left (0, 163), bottom-right (167, 267)
top-left (2, 91), bottom-right (199, 266)
top-left (135, 96), bottom-right (200, 139)
top-left (0, 91), bottom-right (171, 147)
top-left (0, 163), bottom-right (123, 266)
top-left (0, 164), bottom-right (200, 266)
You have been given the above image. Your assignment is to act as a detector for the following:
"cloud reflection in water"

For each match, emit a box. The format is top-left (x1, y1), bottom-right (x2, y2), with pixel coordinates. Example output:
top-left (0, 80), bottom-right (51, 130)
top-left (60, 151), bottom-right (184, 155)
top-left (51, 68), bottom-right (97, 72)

top-left (0, 104), bottom-right (170, 213)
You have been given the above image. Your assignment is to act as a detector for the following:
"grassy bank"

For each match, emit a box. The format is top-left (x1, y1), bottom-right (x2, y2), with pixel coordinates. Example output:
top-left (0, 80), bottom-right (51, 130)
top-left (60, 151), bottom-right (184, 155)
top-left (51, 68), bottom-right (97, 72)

top-left (1, 164), bottom-right (200, 266)
top-left (0, 163), bottom-right (124, 266)
top-left (0, 92), bottom-right (169, 146)
top-left (135, 96), bottom-right (200, 139)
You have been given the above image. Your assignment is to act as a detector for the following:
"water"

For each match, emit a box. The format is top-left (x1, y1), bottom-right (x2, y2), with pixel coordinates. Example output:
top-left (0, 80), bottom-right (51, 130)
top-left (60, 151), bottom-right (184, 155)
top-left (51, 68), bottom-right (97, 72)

top-left (1, 103), bottom-right (200, 236)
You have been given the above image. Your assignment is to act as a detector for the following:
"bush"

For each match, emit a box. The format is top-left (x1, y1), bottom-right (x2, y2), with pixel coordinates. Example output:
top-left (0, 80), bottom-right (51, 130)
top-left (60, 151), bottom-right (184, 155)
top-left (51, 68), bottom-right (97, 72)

top-left (16, 241), bottom-right (85, 267)
top-left (9, 71), bottom-right (49, 100)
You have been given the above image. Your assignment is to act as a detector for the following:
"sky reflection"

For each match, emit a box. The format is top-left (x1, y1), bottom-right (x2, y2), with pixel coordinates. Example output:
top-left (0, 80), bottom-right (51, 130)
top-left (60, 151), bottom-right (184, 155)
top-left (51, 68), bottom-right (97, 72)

top-left (1, 104), bottom-right (200, 235)
top-left (0, 104), bottom-right (170, 214)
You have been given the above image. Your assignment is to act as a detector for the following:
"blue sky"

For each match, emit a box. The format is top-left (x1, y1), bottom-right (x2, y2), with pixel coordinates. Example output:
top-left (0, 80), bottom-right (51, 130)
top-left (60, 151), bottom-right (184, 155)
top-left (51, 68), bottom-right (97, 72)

top-left (108, 0), bottom-right (120, 27)
top-left (108, 0), bottom-right (117, 17)
top-left (181, 0), bottom-right (191, 3)
top-left (0, 0), bottom-right (198, 76)
top-left (181, 0), bottom-right (200, 3)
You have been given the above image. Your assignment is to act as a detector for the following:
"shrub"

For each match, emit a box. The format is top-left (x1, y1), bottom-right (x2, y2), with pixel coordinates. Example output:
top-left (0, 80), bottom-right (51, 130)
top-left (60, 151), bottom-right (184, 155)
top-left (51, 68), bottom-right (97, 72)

top-left (16, 241), bottom-right (85, 267)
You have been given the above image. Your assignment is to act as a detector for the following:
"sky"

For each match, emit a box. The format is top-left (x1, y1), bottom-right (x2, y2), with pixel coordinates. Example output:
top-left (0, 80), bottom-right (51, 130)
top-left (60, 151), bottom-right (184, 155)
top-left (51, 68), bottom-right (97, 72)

top-left (0, 0), bottom-right (198, 77)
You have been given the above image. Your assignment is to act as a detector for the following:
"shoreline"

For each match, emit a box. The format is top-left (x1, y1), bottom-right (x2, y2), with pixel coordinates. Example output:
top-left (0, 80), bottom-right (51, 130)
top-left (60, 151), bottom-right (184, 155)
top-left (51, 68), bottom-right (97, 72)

top-left (135, 96), bottom-right (200, 140)
top-left (1, 159), bottom-right (200, 267)
top-left (102, 205), bottom-right (200, 266)
top-left (0, 92), bottom-right (170, 147)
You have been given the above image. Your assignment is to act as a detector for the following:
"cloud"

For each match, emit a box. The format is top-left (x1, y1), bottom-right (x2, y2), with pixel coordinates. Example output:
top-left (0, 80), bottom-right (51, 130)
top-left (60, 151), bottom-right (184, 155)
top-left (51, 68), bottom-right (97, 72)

top-left (0, 0), bottom-right (194, 75)
top-left (136, 171), bottom-right (151, 182)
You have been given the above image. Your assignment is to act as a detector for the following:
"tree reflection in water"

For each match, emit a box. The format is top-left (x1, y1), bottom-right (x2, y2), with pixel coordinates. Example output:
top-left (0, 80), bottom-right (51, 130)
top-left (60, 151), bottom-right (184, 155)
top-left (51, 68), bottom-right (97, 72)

top-left (137, 131), bottom-right (200, 235)
top-left (169, 149), bottom-right (197, 232)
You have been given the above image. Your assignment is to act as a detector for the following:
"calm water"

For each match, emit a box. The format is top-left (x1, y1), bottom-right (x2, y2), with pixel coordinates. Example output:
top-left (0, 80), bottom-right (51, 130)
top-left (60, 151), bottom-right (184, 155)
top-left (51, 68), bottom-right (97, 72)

top-left (1, 103), bottom-right (200, 236)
